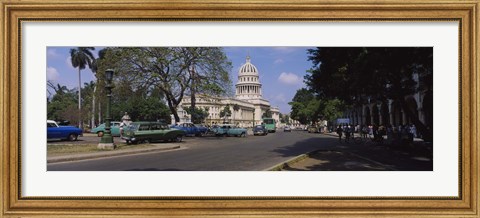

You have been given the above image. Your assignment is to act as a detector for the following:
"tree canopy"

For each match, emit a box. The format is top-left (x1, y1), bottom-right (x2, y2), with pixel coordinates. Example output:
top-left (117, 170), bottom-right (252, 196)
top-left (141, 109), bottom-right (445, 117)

top-left (96, 47), bottom-right (232, 122)
top-left (305, 47), bottom-right (433, 140)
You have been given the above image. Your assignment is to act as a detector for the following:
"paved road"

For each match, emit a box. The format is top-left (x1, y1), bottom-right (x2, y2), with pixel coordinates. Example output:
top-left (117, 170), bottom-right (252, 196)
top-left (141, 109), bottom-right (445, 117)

top-left (47, 130), bottom-right (433, 171)
top-left (48, 130), bottom-right (333, 171)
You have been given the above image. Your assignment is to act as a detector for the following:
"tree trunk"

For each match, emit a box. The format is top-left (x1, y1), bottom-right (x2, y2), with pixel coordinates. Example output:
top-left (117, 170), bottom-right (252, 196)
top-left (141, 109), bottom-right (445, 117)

top-left (190, 66), bottom-right (196, 123)
top-left (165, 94), bottom-right (180, 123)
top-left (98, 101), bottom-right (102, 124)
top-left (78, 68), bottom-right (82, 129)
top-left (91, 85), bottom-right (96, 128)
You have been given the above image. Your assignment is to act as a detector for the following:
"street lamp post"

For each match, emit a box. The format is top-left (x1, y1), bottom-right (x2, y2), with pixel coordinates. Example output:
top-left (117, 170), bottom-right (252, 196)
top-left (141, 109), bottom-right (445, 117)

top-left (252, 111), bottom-right (255, 128)
top-left (98, 69), bottom-right (116, 150)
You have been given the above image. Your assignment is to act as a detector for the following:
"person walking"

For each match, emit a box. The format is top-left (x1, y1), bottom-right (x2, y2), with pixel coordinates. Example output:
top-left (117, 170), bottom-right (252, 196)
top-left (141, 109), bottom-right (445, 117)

top-left (361, 125), bottom-right (368, 139)
top-left (345, 125), bottom-right (351, 142)
top-left (336, 126), bottom-right (343, 142)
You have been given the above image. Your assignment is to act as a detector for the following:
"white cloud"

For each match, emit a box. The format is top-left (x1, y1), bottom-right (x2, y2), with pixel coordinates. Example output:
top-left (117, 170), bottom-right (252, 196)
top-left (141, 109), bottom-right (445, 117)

top-left (278, 72), bottom-right (302, 86)
top-left (66, 56), bottom-right (75, 69)
top-left (46, 67), bottom-right (59, 81)
top-left (271, 47), bottom-right (298, 54)
top-left (47, 48), bottom-right (60, 58)
top-left (274, 58), bottom-right (284, 64)
top-left (273, 93), bottom-right (287, 103)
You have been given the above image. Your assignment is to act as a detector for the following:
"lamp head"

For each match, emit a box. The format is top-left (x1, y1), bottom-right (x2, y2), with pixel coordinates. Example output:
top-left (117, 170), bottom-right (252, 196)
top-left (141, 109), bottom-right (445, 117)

top-left (105, 69), bottom-right (114, 81)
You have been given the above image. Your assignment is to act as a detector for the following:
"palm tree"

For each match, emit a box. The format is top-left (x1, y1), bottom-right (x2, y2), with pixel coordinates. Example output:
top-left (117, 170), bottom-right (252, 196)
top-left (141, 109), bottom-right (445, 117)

top-left (70, 47), bottom-right (95, 129)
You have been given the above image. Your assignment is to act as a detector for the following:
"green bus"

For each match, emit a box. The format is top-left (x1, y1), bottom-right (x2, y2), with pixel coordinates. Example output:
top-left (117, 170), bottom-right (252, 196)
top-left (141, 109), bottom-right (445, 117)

top-left (262, 118), bottom-right (276, 133)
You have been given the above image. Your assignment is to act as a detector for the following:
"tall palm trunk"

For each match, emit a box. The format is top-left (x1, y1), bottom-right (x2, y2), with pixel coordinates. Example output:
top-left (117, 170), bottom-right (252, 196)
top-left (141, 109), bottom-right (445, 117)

top-left (98, 101), bottom-right (102, 125)
top-left (78, 68), bottom-right (82, 129)
top-left (91, 85), bottom-right (96, 128)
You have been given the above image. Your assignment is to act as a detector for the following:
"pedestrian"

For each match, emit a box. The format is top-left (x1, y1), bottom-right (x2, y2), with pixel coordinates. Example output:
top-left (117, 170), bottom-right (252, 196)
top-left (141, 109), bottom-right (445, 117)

top-left (119, 122), bottom-right (125, 138)
top-left (336, 126), bottom-right (343, 142)
top-left (386, 124), bottom-right (394, 143)
top-left (410, 124), bottom-right (417, 138)
top-left (122, 112), bottom-right (132, 126)
top-left (345, 125), bottom-right (352, 142)
top-left (362, 125), bottom-right (368, 139)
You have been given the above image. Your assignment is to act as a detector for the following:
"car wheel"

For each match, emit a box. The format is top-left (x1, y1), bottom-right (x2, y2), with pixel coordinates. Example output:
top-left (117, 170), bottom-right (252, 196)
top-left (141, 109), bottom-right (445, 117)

top-left (175, 135), bottom-right (183, 142)
top-left (240, 132), bottom-right (246, 137)
top-left (97, 131), bottom-right (104, 137)
top-left (68, 134), bottom-right (78, 141)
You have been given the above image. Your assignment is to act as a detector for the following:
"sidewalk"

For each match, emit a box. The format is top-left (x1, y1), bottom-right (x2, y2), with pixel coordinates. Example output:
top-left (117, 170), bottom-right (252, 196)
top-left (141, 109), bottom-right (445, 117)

top-left (47, 143), bottom-right (181, 163)
top-left (270, 132), bottom-right (433, 171)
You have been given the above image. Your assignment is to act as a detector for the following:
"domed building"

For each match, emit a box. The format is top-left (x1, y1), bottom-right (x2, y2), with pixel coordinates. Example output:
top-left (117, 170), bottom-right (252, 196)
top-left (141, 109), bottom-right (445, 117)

top-left (175, 55), bottom-right (280, 127)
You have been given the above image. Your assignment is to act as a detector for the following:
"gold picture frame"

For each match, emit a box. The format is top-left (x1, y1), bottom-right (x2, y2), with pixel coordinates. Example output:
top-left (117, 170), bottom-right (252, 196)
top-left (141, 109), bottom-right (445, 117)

top-left (1, 0), bottom-right (478, 217)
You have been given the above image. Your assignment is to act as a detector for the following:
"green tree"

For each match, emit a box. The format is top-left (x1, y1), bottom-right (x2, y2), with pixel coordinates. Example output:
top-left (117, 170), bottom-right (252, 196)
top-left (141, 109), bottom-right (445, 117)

top-left (186, 48), bottom-right (233, 111)
top-left (47, 82), bottom-right (77, 122)
top-left (318, 99), bottom-right (344, 122)
top-left (232, 104), bottom-right (240, 124)
top-left (306, 47), bottom-right (433, 140)
top-left (89, 48), bottom-right (108, 128)
top-left (69, 47), bottom-right (95, 129)
top-left (96, 47), bottom-right (232, 123)
top-left (184, 106), bottom-right (209, 124)
top-left (288, 88), bottom-right (318, 124)
top-left (80, 81), bottom-right (96, 128)
top-left (220, 104), bottom-right (232, 123)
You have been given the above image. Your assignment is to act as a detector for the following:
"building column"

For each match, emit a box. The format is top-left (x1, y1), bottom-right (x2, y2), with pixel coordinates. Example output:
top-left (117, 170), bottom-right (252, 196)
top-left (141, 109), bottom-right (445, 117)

top-left (417, 106), bottom-right (424, 124)
top-left (389, 105), bottom-right (394, 126)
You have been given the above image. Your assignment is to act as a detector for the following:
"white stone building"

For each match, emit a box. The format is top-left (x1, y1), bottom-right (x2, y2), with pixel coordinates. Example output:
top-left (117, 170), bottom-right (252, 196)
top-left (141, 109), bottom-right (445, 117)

top-left (174, 55), bottom-right (280, 127)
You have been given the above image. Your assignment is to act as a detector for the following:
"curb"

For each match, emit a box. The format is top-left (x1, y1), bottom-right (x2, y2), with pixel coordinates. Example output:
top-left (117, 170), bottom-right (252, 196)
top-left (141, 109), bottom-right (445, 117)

top-left (264, 149), bottom-right (397, 171)
top-left (264, 151), bottom-right (316, 171)
top-left (47, 144), bottom-right (181, 164)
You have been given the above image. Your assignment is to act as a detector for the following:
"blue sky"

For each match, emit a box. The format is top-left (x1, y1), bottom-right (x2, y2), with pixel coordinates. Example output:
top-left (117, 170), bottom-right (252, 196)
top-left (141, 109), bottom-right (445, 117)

top-left (47, 47), bottom-right (314, 114)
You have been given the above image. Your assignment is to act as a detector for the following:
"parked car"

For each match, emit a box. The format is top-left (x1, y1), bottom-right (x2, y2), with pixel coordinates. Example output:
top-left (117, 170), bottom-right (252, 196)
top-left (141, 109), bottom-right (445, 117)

top-left (47, 120), bottom-right (83, 141)
top-left (253, 125), bottom-right (268, 136)
top-left (121, 121), bottom-right (185, 144)
top-left (212, 124), bottom-right (247, 137)
top-left (307, 125), bottom-right (319, 133)
top-left (90, 121), bottom-right (122, 137)
top-left (284, 126), bottom-right (292, 132)
top-left (171, 122), bottom-right (208, 136)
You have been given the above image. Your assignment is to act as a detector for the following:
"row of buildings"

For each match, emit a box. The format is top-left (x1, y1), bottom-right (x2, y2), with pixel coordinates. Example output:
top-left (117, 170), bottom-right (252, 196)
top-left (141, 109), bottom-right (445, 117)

top-left (341, 92), bottom-right (433, 129)
top-left (174, 56), bottom-right (281, 128)
top-left (171, 54), bottom-right (432, 133)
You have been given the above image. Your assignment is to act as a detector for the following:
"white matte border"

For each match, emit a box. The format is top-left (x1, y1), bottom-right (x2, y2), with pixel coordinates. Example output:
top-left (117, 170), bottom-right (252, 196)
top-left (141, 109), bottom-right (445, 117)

top-left (23, 22), bottom-right (458, 197)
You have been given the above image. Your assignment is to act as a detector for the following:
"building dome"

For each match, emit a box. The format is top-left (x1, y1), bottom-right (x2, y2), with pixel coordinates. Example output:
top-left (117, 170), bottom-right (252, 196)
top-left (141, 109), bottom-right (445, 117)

top-left (239, 56), bottom-right (258, 75)
top-left (235, 55), bottom-right (263, 100)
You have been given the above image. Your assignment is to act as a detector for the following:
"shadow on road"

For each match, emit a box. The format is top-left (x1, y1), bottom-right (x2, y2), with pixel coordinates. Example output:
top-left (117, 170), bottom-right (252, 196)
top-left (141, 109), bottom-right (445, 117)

top-left (272, 134), bottom-right (433, 171)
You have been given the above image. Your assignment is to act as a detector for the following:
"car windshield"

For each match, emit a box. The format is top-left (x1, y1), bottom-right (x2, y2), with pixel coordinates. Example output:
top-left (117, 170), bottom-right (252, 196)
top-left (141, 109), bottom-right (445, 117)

top-left (263, 119), bottom-right (274, 124)
top-left (254, 126), bottom-right (264, 130)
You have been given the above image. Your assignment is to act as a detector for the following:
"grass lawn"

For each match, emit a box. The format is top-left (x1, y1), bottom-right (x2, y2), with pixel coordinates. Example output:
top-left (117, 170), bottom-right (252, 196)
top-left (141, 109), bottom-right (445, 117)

top-left (47, 143), bottom-right (158, 157)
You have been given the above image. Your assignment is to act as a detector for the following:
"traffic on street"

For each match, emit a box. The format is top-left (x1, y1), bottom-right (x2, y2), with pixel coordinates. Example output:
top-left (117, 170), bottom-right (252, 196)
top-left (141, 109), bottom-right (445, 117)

top-left (47, 128), bottom-right (432, 171)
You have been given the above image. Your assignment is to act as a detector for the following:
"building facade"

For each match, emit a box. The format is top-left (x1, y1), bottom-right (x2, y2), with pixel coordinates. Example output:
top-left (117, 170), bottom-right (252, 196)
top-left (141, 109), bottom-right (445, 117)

top-left (175, 56), bottom-right (280, 127)
top-left (341, 72), bottom-right (433, 132)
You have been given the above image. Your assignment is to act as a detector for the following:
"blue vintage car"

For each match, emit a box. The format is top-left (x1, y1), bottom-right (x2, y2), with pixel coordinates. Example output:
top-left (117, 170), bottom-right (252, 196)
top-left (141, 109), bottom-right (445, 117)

top-left (170, 122), bottom-right (208, 136)
top-left (212, 124), bottom-right (247, 137)
top-left (47, 120), bottom-right (83, 141)
top-left (253, 125), bottom-right (268, 136)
